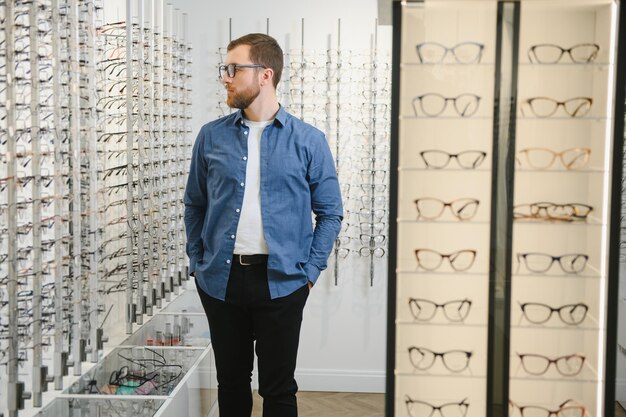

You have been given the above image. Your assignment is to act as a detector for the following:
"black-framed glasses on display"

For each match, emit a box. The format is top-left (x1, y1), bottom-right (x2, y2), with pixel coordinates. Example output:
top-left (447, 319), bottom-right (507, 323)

top-left (412, 93), bottom-right (482, 117)
top-left (516, 352), bottom-right (585, 377)
top-left (414, 197), bottom-right (480, 221)
top-left (405, 396), bottom-right (470, 417)
top-left (414, 249), bottom-right (477, 272)
top-left (516, 252), bottom-right (588, 274)
top-left (218, 63), bottom-right (267, 80)
top-left (519, 302), bottom-right (588, 325)
top-left (408, 298), bottom-right (472, 322)
top-left (517, 147), bottom-right (591, 170)
top-left (420, 150), bottom-right (487, 170)
top-left (415, 41), bottom-right (485, 64)
top-left (528, 43), bottom-right (600, 64)
top-left (522, 96), bottom-right (593, 118)
top-left (513, 202), bottom-right (593, 222)
top-left (509, 399), bottom-right (587, 417)
top-left (408, 346), bottom-right (472, 373)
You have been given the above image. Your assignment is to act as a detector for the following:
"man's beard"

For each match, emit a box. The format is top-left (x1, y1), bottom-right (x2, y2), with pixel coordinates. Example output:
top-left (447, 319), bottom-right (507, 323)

top-left (227, 84), bottom-right (261, 110)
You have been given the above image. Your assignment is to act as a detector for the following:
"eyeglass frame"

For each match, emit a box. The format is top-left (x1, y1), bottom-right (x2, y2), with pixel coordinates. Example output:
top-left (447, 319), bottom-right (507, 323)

top-left (218, 63), bottom-right (267, 80)
top-left (519, 301), bottom-right (588, 325)
top-left (509, 398), bottom-right (586, 417)
top-left (412, 93), bottom-right (482, 117)
top-left (408, 298), bottom-right (472, 322)
top-left (419, 150), bottom-right (487, 170)
top-left (527, 43), bottom-right (600, 64)
top-left (522, 96), bottom-right (593, 118)
top-left (408, 346), bottom-right (473, 373)
top-left (516, 252), bottom-right (589, 274)
top-left (414, 248), bottom-right (477, 271)
top-left (405, 396), bottom-right (470, 417)
top-left (516, 352), bottom-right (585, 376)
top-left (414, 197), bottom-right (480, 221)
top-left (415, 41), bottom-right (485, 64)
top-left (516, 147), bottom-right (591, 170)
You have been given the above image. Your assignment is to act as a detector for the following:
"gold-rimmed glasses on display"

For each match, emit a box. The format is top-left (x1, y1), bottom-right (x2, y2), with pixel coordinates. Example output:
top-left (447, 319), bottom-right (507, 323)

top-left (415, 41), bottom-right (484, 64)
top-left (412, 93), bottom-right (482, 117)
top-left (528, 43), bottom-right (600, 64)
top-left (517, 147), bottom-right (591, 170)
top-left (516, 352), bottom-right (585, 376)
top-left (513, 202), bottom-right (593, 222)
top-left (414, 197), bottom-right (480, 221)
top-left (519, 302), bottom-right (588, 325)
top-left (516, 252), bottom-right (588, 274)
top-left (408, 298), bottom-right (472, 322)
top-left (414, 249), bottom-right (477, 271)
top-left (408, 346), bottom-right (473, 373)
top-left (522, 96), bottom-right (593, 118)
top-left (419, 150), bottom-right (487, 170)
top-left (405, 396), bottom-right (470, 417)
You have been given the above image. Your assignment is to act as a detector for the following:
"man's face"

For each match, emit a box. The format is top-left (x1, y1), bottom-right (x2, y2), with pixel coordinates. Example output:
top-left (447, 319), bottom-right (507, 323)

top-left (223, 45), bottom-right (262, 110)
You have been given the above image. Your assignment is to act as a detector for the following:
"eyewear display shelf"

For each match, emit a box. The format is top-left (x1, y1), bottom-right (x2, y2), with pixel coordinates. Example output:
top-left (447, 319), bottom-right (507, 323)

top-left (33, 289), bottom-right (216, 417)
top-left (387, 1), bottom-right (626, 417)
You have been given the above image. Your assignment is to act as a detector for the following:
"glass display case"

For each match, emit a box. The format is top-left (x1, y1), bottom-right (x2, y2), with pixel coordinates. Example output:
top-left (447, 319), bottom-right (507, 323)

top-left (388, 1), bottom-right (625, 416)
top-left (121, 314), bottom-right (210, 348)
top-left (35, 397), bottom-right (167, 417)
top-left (36, 346), bottom-right (215, 417)
top-left (160, 289), bottom-right (205, 314)
top-left (64, 347), bottom-right (203, 396)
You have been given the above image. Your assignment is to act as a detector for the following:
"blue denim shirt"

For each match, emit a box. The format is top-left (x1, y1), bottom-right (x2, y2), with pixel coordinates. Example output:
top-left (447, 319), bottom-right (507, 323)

top-left (184, 106), bottom-right (343, 300)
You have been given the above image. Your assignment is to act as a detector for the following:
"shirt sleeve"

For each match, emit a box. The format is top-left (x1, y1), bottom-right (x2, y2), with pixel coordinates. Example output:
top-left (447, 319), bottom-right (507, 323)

top-left (303, 134), bottom-right (343, 284)
top-left (184, 128), bottom-right (208, 275)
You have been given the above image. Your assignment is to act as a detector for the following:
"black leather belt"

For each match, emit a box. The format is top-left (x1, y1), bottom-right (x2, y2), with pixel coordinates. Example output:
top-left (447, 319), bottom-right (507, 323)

top-left (233, 254), bottom-right (268, 266)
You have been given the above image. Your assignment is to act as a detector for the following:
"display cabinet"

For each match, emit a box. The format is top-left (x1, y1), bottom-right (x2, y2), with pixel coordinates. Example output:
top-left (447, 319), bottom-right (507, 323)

top-left (388, 1), bottom-right (626, 417)
top-left (121, 313), bottom-right (210, 348)
top-left (35, 346), bottom-right (215, 417)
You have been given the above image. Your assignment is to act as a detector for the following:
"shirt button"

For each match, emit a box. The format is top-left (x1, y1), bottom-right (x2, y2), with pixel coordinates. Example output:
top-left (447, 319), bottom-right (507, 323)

top-left (230, 235), bottom-right (235, 239)
top-left (244, 131), bottom-right (248, 135)
top-left (226, 260), bottom-right (231, 264)
top-left (236, 208), bottom-right (240, 213)
top-left (243, 156), bottom-right (247, 161)
top-left (240, 182), bottom-right (244, 187)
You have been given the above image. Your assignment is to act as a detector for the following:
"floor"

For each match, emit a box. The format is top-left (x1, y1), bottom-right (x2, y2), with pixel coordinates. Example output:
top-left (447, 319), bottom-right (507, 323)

top-left (248, 391), bottom-right (385, 417)
top-left (225, 394), bottom-right (626, 417)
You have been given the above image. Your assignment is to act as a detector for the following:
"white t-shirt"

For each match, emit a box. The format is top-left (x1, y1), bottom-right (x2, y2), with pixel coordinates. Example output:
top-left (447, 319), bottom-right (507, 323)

top-left (234, 118), bottom-right (272, 255)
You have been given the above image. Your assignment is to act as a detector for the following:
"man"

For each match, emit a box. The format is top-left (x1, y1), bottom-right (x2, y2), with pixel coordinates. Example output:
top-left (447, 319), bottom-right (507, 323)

top-left (184, 33), bottom-right (343, 417)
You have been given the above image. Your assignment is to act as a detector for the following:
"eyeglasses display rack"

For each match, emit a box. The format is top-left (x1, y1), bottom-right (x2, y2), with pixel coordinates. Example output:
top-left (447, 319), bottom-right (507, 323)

top-left (388, 1), bottom-right (625, 417)
top-left (0, 1), bottom-right (193, 416)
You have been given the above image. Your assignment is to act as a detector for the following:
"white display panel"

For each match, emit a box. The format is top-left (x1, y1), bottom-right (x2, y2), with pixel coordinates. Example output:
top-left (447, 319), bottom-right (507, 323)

top-left (396, 2), bottom-right (497, 416)
top-left (394, 1), bottom-right (620, 416)
top-left (509, 2), bottom-right (618, 417)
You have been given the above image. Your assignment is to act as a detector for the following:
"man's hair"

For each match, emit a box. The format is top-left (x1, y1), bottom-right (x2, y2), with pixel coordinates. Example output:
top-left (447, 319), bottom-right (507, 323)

top-left (227, 33), bottom-right (283, 88)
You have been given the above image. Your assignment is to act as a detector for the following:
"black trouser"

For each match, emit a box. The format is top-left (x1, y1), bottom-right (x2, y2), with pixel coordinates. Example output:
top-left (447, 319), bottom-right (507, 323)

top-left (196, 260), bottom-right (309, 417)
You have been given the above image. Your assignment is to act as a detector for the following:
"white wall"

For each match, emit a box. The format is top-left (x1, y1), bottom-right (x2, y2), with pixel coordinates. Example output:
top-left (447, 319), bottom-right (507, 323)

top-left (104, 0), bottom-right (394, 393)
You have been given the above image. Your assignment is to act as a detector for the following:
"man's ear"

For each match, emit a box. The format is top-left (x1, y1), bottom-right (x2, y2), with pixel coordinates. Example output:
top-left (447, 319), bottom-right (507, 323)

top-left (261, 68), bottom-right (274, 86)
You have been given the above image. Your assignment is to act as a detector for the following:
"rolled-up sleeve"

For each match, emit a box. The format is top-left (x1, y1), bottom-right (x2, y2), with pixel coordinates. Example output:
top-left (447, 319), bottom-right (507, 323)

top-left (303, 135), bottom-right (343, 284)
top-left (184, 129), bottom-right (208, 274)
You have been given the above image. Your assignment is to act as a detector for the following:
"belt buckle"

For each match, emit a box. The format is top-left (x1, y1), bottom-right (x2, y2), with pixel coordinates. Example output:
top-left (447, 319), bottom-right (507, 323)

top-left (239, 254), bottom-right (252, 266)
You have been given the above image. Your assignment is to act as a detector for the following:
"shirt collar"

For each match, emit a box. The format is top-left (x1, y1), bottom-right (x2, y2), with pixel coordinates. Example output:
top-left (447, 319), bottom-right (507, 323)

top-left (233, 104), bottom-right (287, 127)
